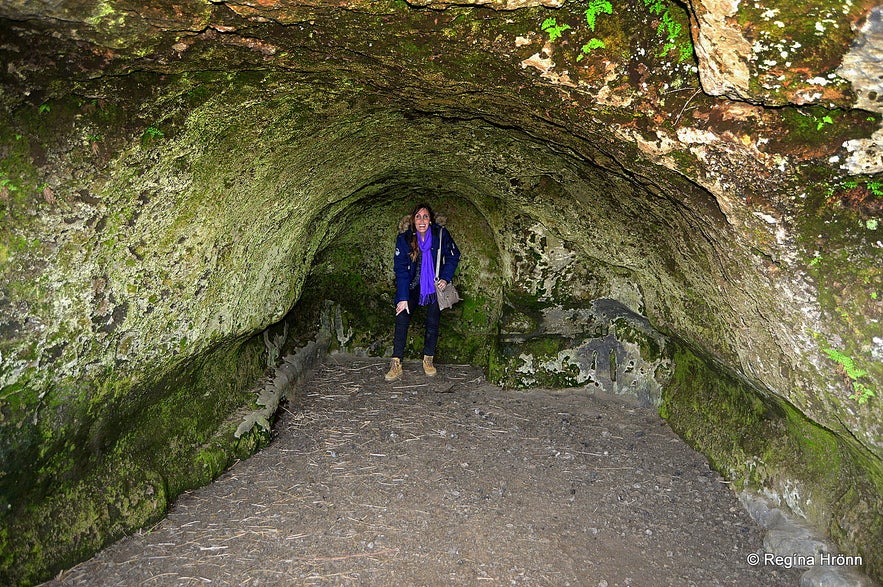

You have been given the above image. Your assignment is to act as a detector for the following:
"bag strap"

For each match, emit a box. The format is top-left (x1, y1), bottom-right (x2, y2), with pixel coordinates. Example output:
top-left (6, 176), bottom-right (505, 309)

top-left (435, 227), bottom-right (443, 280)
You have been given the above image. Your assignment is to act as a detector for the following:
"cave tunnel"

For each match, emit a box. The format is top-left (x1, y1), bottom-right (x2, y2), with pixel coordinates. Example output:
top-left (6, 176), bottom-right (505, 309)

top-left (287, 121), bottom-right (692, 393)
top-left (0, 0), bottom-right (881, 584)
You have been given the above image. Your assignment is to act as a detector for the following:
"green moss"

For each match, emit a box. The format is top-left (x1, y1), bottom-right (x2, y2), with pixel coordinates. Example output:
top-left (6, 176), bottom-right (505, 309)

top-left (611, 316), bottom-right (662, 361)
top-left (778, 107), bottom-right (846, 146)
top-left (781, 405), bottom-right (840, 479)
top-left (660, 345), bottom-right (768, 468)
top-left (794, 174), bottom-right (883, 405)
top-left (7, 463), bottom-right (168, 586)
top-left (523, 334), bottom-right (569, 357)
top-left (492, 333), bottom-right (578, 388)
top-left (661, 344), bottom-right (883, 579)
top-left (0, 133), bottom-right (43, 230)
top-left (0, 334), bottom-right (269, 586)
top-left (0, 525), bottom-right (11, 572)
top-left (667, 149), bottom-right (701, 175)
top-left (734, 0), bottom-right (862, 105)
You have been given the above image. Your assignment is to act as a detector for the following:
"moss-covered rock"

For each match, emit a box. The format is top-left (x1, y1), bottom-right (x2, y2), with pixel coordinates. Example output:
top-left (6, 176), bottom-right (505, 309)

top-left (0, 335), bottom-right (269, 586)
top-left (0, 0), bottom-right (881, 583)
top-left (660, 345), bottom-right (883, 580)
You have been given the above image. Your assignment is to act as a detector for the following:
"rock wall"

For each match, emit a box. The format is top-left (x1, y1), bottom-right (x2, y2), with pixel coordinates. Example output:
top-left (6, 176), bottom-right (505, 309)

top-left (0, 0), bottom-right (880, 584)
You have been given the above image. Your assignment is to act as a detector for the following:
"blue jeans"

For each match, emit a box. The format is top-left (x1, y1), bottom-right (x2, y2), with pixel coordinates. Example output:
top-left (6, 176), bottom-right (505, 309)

top-left (393, 289), bottom-right (441, 359)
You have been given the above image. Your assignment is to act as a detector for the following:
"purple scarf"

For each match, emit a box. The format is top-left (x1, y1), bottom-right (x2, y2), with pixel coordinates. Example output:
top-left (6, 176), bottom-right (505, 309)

top-left (418, 229), bottom-right (436, 305)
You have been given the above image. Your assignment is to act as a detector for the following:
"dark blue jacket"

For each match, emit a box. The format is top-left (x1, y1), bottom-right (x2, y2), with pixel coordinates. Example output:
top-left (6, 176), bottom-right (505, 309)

top-left (394, 223), bottom-right (460, 303)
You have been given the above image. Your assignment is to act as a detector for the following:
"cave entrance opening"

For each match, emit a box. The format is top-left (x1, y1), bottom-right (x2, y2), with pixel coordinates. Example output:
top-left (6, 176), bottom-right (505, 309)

top-left (266, 172), bottom-right (668, 404)
top-left (282, 189), bottom-right (506, 371)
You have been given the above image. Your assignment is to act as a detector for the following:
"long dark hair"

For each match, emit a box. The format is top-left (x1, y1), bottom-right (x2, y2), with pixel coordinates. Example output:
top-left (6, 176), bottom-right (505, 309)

top-left (408, 203), bottom-right (435, 261)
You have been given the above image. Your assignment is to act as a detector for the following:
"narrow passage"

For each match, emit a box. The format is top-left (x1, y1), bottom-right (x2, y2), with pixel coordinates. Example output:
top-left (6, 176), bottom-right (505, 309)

top-left (46, 355), bottom-right (800, 586)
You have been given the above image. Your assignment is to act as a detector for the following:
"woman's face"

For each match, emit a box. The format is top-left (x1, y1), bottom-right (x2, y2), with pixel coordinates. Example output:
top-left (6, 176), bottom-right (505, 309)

top-left (414, 208), bottom-right (431, 236)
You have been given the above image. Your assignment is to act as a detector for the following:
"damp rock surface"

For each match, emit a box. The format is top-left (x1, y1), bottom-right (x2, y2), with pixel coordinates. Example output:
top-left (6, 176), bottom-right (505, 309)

top-left (45, 355), bottom-right (802, 586)
top-left (1, 0), bottom-right (882, 580)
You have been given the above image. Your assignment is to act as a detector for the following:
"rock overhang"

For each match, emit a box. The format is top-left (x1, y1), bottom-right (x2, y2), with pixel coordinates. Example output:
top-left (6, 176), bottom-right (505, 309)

top-left (0, 0), bottom-right (881, 584)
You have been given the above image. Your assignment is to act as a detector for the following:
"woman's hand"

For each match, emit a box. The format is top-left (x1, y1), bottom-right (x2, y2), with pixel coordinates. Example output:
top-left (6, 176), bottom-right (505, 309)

top-left (436, 279), bottom-right (447, 291)
top-left (395, 300), bottom-right (409, 315)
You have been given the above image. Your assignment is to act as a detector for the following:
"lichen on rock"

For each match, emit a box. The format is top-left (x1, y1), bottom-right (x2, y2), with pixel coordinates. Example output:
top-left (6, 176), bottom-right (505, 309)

top-left (0, 0), bottom-right (882, 584)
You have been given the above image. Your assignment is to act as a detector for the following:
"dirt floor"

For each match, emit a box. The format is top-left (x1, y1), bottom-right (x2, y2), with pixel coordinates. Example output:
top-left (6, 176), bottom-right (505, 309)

top-left (46, 354), bottom-right (802, 586)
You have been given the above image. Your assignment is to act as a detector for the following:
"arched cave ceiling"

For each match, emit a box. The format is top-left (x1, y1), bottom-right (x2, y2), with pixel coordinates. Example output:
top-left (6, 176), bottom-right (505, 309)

top-left (2, 0), bottom-right (880, 443)
top-left (0, 0), bottom-right (881, 583)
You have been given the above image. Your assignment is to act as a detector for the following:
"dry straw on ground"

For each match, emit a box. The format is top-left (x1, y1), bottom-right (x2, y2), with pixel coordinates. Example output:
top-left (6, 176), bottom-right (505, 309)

top-left (46, 355), bottom-right (800, 586)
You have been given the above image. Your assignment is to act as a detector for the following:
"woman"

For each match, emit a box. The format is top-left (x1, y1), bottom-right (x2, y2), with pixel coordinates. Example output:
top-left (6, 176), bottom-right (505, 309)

top-left (385, 204), bottom-right (461, 381)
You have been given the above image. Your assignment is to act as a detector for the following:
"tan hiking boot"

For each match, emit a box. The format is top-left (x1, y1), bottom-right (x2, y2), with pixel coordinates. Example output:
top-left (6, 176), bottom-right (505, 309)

top-left (423, 355), bottom-right (437, 377)
top-left (385, 357), bottom-right (403, 381)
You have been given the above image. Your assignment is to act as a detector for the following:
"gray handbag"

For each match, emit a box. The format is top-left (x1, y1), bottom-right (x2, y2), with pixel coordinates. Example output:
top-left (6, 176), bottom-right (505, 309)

top-left (435, 227), bottom-right (461, 310)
